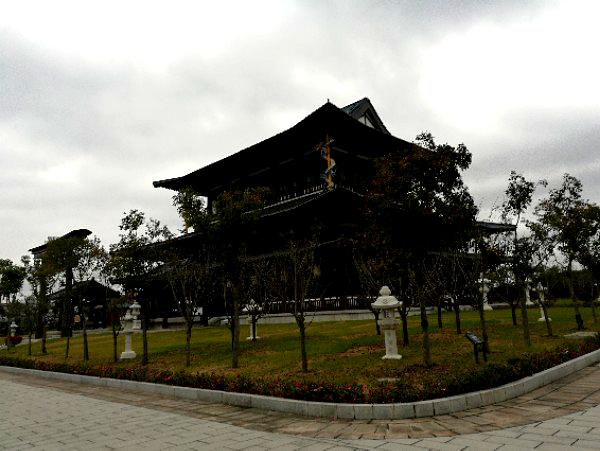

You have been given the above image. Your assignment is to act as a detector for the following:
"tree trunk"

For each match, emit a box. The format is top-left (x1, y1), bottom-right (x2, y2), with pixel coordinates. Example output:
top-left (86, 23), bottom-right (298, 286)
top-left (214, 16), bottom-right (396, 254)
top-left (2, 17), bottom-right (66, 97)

top-left (41, 324), bottom-right (47, 355)
top-left (185, 321), bottom-right (192, 367)
top-left (479, 299), bottom-right (490, 354)
top-left (592, 298), bottom-right (598, 324)
top-left (420, 300), bottom-right (431, 367)
top-left (231, 282), bottom-right (241, 369)
top-left (36, 278), bottom-right (48, 339)
top-left (541, 302), bottom-right (553, 337)
top-left (28, 331), bottom-right (32, 356)
top-left (62, 267), bottom-right (74, 338)
top-left (112, 327), bottom-right (118, 363)
top-left (141, 302), bottom-right (149, 365)
top-left (519, 283), bottom-right (531, 347)
top-left (437, 303), bottom-right (443, 329)
top-left (298, 316), bottom-right (308, 372)
top-left (509, 300), bottom-right (518, 326)
top-left (568, 259), bottom-right (584, 330)
top-left (373, 308), bottom-right (381, 335)
top-left (82, 313), bottom-right (89, 362)
top-left (35, 312), bottom-right (44, 339)
top-left (400, 311), bottom-right (409, 346)
top-left (454, 298), bottom-right (462, 335)
top-left (251, 316), bottom-right (258, 342)
top-left (65, 335), bottom-right (71, 360)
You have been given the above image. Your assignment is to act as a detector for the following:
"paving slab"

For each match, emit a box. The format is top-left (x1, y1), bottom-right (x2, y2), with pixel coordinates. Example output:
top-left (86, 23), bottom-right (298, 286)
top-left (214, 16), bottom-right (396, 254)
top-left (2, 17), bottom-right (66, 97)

top-left (2, 363), bottom-right (600, 449)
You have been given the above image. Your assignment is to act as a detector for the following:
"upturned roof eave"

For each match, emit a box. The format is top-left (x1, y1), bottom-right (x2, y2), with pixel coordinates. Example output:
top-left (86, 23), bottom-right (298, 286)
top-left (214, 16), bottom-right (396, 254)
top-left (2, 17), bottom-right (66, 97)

top-left (152, 101), bottom-right (412, 194)
top-left (28, 228), bottom-right (92, 254)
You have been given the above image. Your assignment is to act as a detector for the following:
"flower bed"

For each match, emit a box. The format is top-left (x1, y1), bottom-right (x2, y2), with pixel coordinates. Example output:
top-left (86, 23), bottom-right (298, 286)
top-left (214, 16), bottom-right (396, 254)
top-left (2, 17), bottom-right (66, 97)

top-left (2, 334), bottom-right (599, 403)
top-left (7, 336), bottom-right (23, 346)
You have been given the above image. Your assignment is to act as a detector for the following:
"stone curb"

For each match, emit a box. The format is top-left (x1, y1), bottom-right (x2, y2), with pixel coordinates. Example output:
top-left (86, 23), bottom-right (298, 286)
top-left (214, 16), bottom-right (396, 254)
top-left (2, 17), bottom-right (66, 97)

top-left (2, 348), bottom-right (600, 420)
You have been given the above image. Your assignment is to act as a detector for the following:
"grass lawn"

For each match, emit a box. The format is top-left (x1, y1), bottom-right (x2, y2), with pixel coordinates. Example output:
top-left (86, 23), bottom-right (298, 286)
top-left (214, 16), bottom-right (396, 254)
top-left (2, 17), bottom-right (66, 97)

top-left (6, 304), bottom-right (600, 387)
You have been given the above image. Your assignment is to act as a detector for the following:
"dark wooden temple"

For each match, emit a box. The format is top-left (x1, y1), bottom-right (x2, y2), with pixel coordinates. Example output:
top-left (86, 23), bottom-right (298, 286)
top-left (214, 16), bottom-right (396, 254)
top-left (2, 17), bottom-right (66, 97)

top-left (48, 279), bottom-right (121, 329)
top-left (153, 98), bottom-right (514, 315)
top-left (154, 98), bottom-right (400, 211)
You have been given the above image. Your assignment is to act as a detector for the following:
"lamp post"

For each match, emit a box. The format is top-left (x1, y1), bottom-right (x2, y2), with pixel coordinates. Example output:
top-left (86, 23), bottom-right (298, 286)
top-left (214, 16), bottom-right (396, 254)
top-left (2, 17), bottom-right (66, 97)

top-left (371, 286), bottom-right (402, 360)
top-left (120, 300), bottom-right (141, 360)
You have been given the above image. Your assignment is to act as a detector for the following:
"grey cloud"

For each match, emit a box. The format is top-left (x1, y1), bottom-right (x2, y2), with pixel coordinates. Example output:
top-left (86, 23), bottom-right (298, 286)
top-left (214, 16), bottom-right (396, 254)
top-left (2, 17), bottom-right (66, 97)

top-left (1, 0), bottom-right (597, 265)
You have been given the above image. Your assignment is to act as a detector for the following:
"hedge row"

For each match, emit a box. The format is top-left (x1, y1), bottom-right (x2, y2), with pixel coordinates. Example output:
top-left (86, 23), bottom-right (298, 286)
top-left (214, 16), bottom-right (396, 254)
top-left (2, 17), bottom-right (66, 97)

top-left (1, 335), bottom-right (599, 404)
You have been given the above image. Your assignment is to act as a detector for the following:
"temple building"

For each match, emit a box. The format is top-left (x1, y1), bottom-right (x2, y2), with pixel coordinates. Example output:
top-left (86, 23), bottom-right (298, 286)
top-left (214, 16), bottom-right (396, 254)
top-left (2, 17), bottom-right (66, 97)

top-left (153, 98), bottom-right (513, 313)
top-left (154, 98), bottom-right (403, 215)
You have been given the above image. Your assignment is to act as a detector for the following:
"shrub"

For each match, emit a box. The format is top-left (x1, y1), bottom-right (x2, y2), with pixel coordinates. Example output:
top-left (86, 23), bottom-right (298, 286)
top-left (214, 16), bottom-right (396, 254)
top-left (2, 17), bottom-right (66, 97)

top-left (7, 336), bottom-right (23, 346)
top-left (0, 336), bottom-right (599, 404)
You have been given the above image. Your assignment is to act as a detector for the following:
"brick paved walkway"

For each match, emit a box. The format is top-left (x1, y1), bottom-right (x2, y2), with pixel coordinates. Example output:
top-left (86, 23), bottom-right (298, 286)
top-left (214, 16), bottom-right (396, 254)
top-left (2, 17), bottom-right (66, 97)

top-left (2, 364), bottom-right (600, 449)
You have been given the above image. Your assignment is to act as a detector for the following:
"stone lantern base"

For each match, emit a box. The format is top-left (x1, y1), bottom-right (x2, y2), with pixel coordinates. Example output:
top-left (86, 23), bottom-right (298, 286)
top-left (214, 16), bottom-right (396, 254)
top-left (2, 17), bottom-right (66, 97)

top-left (120, 350), bottom-right (137, 360)
top-left (380, 321), bottom-right (402, 360)
top-left (382, 353), bottom-right (403, 360)
top-left (120, 331), bottom-right (136, 360)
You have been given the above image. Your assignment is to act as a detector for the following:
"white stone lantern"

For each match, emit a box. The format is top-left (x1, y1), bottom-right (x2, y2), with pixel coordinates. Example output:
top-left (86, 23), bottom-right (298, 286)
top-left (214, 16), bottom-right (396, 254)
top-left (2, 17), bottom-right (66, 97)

top-left (9, 321), bottom-right (17, 337)
top-left (525, 278), bottom-right (535, 306)
top-left (371, 286), bottom-right (402, 360)
top-left (534, 282), bottom-right (551, 322)
top-left (478, 276), bottom-right (493, 311)
top-left (120, 300), bottom-right (141, 360)
top-left (242, 299), bottom-right (262, 341)
top-left (130, 301), bottom-right (141, 331)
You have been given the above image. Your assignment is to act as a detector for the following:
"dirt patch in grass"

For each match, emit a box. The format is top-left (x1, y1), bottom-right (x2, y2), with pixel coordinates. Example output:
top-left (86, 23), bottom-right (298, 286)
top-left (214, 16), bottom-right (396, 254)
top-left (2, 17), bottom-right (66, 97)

top-left (337, 344), bottom-right (384, 357)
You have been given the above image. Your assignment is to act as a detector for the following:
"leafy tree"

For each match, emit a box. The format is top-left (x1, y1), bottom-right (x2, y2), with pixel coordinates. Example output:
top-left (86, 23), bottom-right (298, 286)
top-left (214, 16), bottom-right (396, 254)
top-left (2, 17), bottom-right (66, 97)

top-left (20, 255), bottom-right (57, 353)
top-left (173, 187), bottom-right (267, 369)
top-left (108, 210), bottom-right (173, 364)
top-left (21, 295), bottom-right (38, 356)
top-left (42, 235), bottom-right (90, 358)
top-left (71, 237), bottom-right (107, 361)
top-left (0, 259), bottom-right (26, 303)
top-left (535, 174), bottom-right (595, 330)
top-left (574, 202), bottom-right (600, 324)
top-left (500, 171), bottom-right (547, 345)
top-left (515, 224), bottom-right (554, 336)
top-left (361, 132), bottom-right (477, 365)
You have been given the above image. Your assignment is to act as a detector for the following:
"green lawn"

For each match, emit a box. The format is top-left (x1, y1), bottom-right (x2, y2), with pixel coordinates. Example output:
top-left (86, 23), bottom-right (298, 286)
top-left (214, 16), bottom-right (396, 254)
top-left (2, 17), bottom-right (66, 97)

top-left (7, 305), bottom-right (600, 385)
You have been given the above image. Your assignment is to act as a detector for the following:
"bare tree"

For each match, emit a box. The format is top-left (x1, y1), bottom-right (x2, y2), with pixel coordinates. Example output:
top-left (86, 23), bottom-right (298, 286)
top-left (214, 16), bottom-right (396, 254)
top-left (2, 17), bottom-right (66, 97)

top-left (166, 256), bottom-right (214, 367)
top-left (269, 241), bottom-right (319, 372)
top-left (242, 258), bottom-right (272, 342)
top-left (108, 296), bottom-right (127, 362)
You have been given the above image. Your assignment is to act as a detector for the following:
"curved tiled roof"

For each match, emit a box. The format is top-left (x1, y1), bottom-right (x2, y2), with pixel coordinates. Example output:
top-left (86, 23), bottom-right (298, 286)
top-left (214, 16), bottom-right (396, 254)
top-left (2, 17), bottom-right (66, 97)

top-left (153, 100), bottom-right (410, 194)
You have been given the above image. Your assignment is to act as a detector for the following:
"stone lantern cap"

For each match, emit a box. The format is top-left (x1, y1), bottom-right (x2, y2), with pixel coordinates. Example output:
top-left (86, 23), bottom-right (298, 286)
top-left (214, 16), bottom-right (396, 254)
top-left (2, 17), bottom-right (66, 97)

top-left (371, 286), bottom-right (401, 310)
top-left (534, 282), bottom-right (546, 292)
top-left (243, 299), bottom-right (262, 314)
top-left (130, 301), bottom-right (141, 318)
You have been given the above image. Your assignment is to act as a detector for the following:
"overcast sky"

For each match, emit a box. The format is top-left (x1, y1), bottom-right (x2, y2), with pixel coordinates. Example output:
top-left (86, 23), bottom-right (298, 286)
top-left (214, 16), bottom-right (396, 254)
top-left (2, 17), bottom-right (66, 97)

top-left (2, 0), bottom-right (599, 263)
